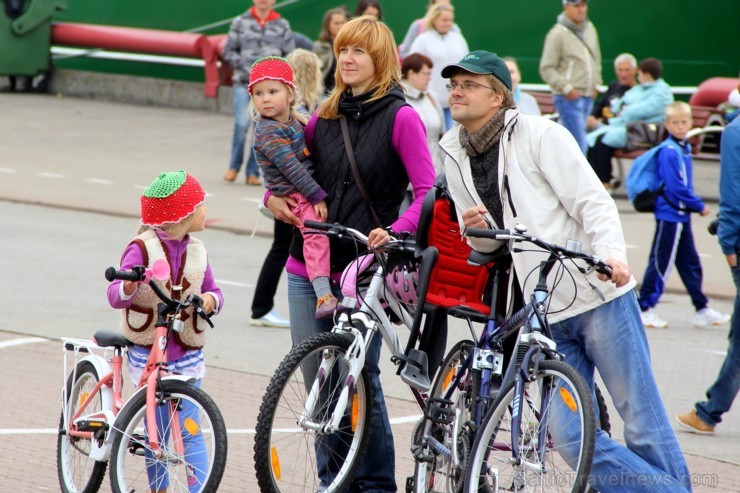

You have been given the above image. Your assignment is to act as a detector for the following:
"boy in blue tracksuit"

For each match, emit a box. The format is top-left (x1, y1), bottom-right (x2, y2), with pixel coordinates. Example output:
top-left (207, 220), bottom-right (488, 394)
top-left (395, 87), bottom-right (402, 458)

top-left (639, 102), bottom-right (731, 328)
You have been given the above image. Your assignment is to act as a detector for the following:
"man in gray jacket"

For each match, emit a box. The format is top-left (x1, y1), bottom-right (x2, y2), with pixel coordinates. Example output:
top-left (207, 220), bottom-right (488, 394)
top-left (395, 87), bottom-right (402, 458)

top-left (539, 0), bottom-right (602, 154)
top-left (442, 50), bottom-right (691, 492)
top-left (222, 0), bottom-right (295, 185)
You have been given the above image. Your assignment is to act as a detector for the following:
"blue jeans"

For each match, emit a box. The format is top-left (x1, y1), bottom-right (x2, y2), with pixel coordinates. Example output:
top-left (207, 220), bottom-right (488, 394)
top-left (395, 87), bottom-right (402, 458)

top-left (287, 273), bottom-right (397, 492)
top-left (550, 292), bottom-right (691, 492)
top-left (695, 257), bottom-right (740, 425)
top-left (228, 85), bottom-right (259, 177)
top-left (553, 94), bottom-right (593, 155)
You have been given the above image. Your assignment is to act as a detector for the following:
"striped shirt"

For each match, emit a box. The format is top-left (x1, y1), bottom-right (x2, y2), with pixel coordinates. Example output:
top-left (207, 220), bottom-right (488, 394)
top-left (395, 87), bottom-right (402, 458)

top-left (254, 116), bottom-right (327, 204)
top-left (126, 344), bottom-right (206, 385)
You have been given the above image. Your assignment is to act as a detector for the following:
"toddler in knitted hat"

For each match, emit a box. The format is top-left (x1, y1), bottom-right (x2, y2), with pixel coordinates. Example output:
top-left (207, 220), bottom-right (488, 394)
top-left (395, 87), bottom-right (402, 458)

top-left (106, 170), bottom-right (223, 489)
top-left (249, 56), bottom-right (337, 319)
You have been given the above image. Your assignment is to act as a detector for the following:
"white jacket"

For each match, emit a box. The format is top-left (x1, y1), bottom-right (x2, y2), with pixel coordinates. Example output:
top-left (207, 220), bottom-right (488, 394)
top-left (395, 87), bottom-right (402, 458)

top-left (440, 109), bottom-right (635, 323)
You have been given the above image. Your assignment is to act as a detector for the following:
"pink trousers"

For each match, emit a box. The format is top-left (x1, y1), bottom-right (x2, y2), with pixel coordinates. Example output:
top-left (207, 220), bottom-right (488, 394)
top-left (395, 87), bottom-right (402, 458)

top-left (289, 192), bottom-right (330, 281)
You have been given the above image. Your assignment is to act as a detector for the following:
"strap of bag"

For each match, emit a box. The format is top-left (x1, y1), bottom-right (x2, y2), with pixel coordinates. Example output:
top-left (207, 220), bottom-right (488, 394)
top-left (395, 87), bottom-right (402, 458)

top-left (559, 24), bottom-right (598, 61)
top-left (340, 115), bottom-right (383, 229)
top-left (656, 183), bottom-right (691, 212)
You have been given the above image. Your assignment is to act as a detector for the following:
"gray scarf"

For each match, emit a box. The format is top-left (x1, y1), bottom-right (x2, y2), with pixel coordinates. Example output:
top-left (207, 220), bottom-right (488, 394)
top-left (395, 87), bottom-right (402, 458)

top-left (557, 12), bottom-right (589, 41)
top-left (458, 108), bottom-right (510, 157)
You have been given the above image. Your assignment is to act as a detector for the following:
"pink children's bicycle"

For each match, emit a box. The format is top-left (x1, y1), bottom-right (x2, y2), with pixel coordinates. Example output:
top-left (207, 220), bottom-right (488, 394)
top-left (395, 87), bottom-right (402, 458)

top-left (57, 259), bottom-right (227, 493)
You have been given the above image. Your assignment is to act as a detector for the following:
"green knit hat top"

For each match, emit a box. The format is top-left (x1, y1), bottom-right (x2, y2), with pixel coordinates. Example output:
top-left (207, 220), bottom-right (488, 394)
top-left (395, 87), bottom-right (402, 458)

top-left (140, 170), bottom-right (206, 226)
top-left (143, 170), bottom-right (187, 198)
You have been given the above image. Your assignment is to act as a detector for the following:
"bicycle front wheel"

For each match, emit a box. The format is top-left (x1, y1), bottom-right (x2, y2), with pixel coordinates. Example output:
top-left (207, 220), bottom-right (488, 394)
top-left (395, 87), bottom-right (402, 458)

top-left (465, 360), bottom-right (595, 493)
top-left (108, 379), bottom-right (227, 493)
top-left (57, 360), bottom-right (108, 493)
top-left (254, 331), bottom-right (373, 493)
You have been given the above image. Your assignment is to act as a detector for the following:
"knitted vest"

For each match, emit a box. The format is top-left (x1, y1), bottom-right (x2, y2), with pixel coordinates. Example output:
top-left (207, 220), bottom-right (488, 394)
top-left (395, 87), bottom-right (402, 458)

top-left (292, 88), bottom-right (410, 270)
top-left (119, 229), bottom-right (208, 349)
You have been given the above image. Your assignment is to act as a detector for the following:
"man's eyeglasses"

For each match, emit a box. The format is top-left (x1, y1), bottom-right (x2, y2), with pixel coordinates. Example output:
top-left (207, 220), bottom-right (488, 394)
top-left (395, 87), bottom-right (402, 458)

top-left (445, 81), bottom-right (495, 93)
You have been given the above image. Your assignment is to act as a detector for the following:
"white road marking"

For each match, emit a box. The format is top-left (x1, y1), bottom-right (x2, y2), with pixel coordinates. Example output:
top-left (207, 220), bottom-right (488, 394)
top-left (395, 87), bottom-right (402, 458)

top-left (0, 167), bottom-right (17, 173)
top-left (216, 279), bottom-right (254, 288)
top-left (0, 429), bottom-right (58, 435)
top-left (0, 337), bottom-right (47, 349)
top-left (38, 172), bottom-right (65, 179)
top-left (4, 414), bottom-right (424, 435)
top-left (625, 244), bottom-right (639, 250)
top-left (242, 197), bottom-right (262, 203)
top-left (85, 178), bottom-right (113, 185)
top-left (702, 349), bottom-right (728, 357)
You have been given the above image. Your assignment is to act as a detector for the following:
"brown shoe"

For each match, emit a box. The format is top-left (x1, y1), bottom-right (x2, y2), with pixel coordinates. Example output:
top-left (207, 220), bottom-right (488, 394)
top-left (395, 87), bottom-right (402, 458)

top-left (675, 410), bottom-right (714, 434)
top-left (223, 169), bottom-right (238, 182)
top-left (246, 175), bottom-right (262, 186)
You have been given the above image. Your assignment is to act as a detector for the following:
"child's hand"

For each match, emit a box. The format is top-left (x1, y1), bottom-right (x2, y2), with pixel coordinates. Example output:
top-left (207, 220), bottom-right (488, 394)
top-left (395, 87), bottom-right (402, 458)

top-left (314, 200), bottom-right (328, 221)
top-left (122, 280), bottom-right (138, 296)
top-left (700, 205), bottom-right (711, 217)
top-left (200, 293), bottom-right (216, 315)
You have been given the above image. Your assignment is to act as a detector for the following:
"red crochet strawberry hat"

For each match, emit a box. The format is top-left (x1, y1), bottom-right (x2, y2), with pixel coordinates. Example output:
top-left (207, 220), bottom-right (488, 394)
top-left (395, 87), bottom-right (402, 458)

top-left (248, 56), bottom-right (295, 95)
top-left (140, 171), bottom-right (206, 227)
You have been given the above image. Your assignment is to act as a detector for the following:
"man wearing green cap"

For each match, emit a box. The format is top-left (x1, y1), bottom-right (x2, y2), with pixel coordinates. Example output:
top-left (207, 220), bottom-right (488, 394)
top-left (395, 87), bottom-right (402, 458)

top-left (439, 51), bottom-right (691, 491)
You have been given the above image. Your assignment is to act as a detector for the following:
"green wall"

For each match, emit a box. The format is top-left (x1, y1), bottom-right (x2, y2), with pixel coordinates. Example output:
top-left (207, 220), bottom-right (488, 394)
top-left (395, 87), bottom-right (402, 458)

top-left (52, 0), bottom-right (739, 87)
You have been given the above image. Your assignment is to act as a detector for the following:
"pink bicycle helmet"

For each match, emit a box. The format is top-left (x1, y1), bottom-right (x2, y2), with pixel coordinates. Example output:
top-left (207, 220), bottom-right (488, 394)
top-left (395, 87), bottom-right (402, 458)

top-left (341, 254), bottom-right (377, 303)
top-left (385, 259), bottom-right (419, 306)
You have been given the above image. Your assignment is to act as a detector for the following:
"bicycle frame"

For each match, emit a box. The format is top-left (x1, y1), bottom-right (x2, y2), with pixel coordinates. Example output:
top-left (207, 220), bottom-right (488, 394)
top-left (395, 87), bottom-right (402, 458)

top-left (301, 257), bottom-right (426, 432)
top-left (61, 338), bottom-right (123, 462)
top-left (61, 308), bottom-right (197, 463)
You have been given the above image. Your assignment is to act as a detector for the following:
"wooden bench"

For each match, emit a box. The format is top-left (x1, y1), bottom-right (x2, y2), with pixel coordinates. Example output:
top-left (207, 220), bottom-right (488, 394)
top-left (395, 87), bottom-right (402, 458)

top-left (526, 91), bottom-right (558, 120)
top-left (613, 105), bottom-right (725, 162)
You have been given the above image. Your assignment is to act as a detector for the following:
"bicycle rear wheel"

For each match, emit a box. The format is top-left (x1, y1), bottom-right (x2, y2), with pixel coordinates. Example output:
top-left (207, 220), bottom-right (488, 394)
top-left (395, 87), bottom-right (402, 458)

top-left (411, 339), bottom-right (476, 493)
top-left (57, 361), bottom-right (108, 493)
top-left (254, 331), bottom-right (373, 493)
top-left (108, 379), bottom-right (227, 493)
top-left (465, 359), bottom-right (595, 493)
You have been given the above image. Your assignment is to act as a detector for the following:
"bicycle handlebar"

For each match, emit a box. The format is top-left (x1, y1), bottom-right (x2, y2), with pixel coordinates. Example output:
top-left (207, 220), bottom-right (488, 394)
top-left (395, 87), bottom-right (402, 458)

top-left (105, 265), bottom-right (142, 282)
top-left (303, 220), bottom-right (416, 254)
top-left (105, 266), bottom-right (215, 327)
top-left (465, 226), bottom-right (613, 278)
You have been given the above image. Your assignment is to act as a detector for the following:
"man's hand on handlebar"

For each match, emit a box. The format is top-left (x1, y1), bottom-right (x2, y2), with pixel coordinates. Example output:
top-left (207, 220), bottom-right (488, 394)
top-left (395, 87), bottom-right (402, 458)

top-left (462, 205), bottom-right (490, 230)
top-left (266, 194), bottom-right (301, 226)
top-left (600, 259), bottom-right (632, 287)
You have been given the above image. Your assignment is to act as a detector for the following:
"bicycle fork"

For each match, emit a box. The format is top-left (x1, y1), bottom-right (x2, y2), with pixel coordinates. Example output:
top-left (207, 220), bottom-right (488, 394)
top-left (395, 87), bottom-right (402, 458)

top-left (145, 369), bottom-right (186, 462)
top-left (299, 327), bottom-right (369, 434)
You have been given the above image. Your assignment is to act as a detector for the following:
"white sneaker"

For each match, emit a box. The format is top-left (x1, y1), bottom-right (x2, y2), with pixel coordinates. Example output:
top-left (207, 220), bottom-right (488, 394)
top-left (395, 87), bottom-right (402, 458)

top-left (641, 309), bottom-right (668, 328)
top-left (693, 307), bottom-right (731, 327)
top-left (251, 309), bottom-right (290, 328)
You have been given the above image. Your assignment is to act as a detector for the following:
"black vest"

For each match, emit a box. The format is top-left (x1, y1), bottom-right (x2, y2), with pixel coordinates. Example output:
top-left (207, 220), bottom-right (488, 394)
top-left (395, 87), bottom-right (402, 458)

top-left (291, 87), bottom-right (410, 271)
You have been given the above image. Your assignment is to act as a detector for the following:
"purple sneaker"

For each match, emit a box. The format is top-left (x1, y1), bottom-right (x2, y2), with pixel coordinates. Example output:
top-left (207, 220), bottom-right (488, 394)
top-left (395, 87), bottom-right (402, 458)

top-left (315, 294), bottom-right (338, 320)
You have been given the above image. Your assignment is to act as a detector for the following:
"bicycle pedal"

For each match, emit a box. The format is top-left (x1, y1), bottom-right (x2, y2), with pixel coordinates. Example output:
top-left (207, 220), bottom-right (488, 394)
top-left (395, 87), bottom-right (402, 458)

top-left (424, 397), bottom-right (454, 424)
top-left (405, 476), bottom-right (415, 493)
top-left (75, 419), bottom-right (109, 432)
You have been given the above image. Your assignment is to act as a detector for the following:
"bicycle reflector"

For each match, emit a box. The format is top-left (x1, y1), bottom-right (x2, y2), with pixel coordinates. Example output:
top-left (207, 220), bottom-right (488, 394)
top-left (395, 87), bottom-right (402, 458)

top-left (559, 388), bottom-right (578, 412)
top-left (351, 394), bottom-right (359, 432)
top-left (271, 446), bottom-right (282, 480)
top-left (183, 417), bottom-right (200, 436)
